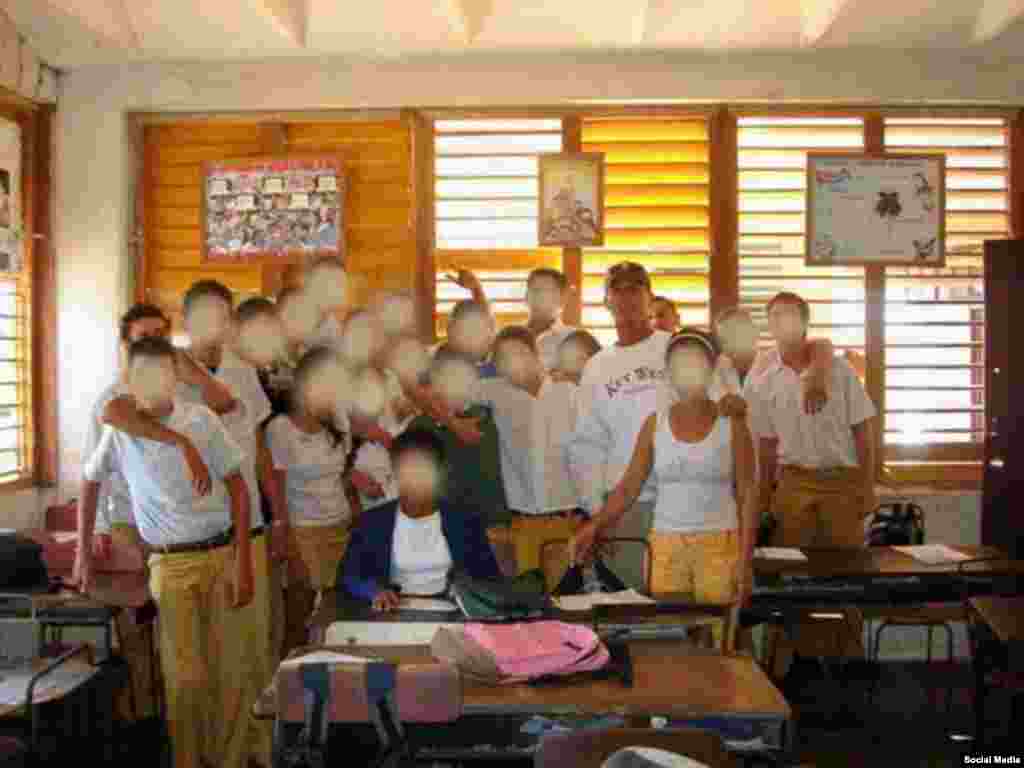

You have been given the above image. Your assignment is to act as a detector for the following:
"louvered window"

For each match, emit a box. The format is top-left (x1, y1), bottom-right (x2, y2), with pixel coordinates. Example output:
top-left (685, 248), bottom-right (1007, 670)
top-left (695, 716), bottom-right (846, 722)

top-left (738, 116), bottom-right (866, 352)
top-left (0, 283), bottom-right (29, 483)
top-left (581, 117), bottom-right (711, 347)
top-left (433, 119), bottom-right (563, 337)
top-left (882, 117), bottom-right (1009, 460)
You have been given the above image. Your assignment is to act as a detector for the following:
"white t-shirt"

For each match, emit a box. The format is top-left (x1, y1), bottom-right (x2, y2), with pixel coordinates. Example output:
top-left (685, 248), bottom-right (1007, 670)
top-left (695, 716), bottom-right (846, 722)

top-left (481, 376), bottom-right (580, 515)
top-left (266, 414), bottom-right (353, 527)
top-left (81, 381), bottom-right (133, 533)
top-left (748, 352), bottom-right (876, 469)
top-left (566, 330), bottom-right (676, 510)
top-left (84, 401), bottom-right (244, 549)
top-left (390, 509), bottom-right (452, 596)
top-left (177, 349), bottom-right (271, 529)
top-left (534, 319), bottom-right (576, 373)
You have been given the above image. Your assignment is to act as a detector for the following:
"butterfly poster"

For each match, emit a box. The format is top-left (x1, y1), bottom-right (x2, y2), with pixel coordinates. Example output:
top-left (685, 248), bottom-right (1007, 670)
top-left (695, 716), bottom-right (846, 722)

top-left (806, 154), bottom-right (945, 267)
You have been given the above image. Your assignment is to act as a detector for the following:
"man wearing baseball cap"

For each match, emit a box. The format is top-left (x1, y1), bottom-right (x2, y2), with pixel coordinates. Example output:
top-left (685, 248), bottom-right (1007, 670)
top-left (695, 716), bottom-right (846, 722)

top-left (566, 262), bottom-right (676, 589)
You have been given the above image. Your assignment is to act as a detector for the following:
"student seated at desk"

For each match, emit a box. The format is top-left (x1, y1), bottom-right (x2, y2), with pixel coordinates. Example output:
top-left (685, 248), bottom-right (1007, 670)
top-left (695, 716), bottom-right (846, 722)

top-left (342, 427), bottom-right (501, 612)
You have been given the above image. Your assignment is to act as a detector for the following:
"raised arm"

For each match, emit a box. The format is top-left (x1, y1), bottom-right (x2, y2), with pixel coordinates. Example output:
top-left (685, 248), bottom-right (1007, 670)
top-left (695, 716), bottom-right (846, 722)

top-left (802, 338), bottom-right (835, 414)
top-left (176, 351), bottom-right (237, 415)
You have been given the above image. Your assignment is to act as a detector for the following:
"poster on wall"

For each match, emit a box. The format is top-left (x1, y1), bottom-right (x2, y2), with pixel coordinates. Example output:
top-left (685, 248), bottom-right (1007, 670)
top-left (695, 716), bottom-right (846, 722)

top-left (806, 153), bottom-right (946, 267)
top-left (537, 153), bottom-right (605, 247)
top-left (202, 156), bottom-right (344, 263)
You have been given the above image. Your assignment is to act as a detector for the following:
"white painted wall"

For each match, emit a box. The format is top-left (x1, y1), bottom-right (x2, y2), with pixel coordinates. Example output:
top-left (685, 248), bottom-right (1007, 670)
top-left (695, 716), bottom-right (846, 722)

top-left (53, 46), bottom-right (1024, 497)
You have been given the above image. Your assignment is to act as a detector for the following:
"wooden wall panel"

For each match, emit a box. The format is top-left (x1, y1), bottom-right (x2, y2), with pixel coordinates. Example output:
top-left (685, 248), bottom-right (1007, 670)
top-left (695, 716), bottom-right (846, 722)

top-left (140, 118), bottom-right (414, 324)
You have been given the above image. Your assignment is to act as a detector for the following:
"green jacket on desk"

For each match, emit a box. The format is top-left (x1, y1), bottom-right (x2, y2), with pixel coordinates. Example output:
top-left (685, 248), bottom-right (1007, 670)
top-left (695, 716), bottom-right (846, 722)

top-left (408, 403), bottom-right (511, 528)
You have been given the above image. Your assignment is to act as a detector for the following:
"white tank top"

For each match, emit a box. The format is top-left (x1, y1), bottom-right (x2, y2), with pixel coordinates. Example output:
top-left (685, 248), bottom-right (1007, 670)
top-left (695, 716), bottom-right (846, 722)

top-left (652, 410), bottom-right (738, 534)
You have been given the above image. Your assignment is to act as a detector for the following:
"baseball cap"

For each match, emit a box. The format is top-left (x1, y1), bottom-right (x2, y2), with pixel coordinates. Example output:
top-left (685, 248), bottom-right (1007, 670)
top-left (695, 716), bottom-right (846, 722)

top-left (605, 262), bottom-right (651, 296)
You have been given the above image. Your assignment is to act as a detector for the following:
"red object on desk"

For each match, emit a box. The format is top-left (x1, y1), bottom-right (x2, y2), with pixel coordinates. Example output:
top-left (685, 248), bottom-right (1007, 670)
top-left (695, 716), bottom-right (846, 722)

top-left (23, 529), bottom-right (145, 575)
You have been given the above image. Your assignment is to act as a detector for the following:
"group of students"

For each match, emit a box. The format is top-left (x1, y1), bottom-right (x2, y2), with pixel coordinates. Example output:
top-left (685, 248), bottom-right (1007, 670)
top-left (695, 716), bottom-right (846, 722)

top-left (70, 256), bottom-right (877, 768)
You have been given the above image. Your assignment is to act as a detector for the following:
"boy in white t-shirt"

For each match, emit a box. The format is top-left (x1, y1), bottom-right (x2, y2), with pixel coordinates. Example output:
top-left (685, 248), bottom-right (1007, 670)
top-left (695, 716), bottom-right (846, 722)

top-left (75, 336), bottom-right (255, 768)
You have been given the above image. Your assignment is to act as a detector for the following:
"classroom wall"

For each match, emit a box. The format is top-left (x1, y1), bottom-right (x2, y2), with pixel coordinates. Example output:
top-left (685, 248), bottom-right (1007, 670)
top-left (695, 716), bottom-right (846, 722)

top-left (141, 120), bottom-right (413, 329)
top-left (54, 47), bottom-right (1024, 496)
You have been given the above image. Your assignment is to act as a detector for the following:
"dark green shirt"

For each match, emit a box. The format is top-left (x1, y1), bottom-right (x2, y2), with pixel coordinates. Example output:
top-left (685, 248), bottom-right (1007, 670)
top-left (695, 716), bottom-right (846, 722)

top-left (409, 403), bottom-right (510, 528)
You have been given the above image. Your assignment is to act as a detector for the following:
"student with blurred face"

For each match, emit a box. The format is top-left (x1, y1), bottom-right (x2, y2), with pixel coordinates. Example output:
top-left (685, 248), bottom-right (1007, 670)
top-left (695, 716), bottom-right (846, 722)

top-left (77, 337), bottom-right (255, 768)
top-left (342, 427), bottom-right (501, 611)
top-left (102, 280), bottom-right (274, 767)
top-left (751, 291), bottom-right (877, 674)
top-left (552, 329), bottom-right (602, 385)
top-left (265, 347), bottom-right (356, 657)
top-left (483, 326), bottom-right (582, 573)
top-left (566, 262), bottom-right (677, 590)
top-left (525, 268), bottom-right (576, 372)
top-left (572, 329), bottom-right (757, 647)
top-left (78, 303), bottom-right (169, 720)
top-left (650, 296), bottom-right (680, 334)
top-left (447, 299), bottom-right (498, 379)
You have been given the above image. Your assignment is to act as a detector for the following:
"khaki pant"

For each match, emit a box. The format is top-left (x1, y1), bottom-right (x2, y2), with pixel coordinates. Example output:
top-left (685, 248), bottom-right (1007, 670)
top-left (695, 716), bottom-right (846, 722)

top-left (240, 533), bottom-right (273, 768)
top-left (510, 513), bottom-right (582, 576)
top-left (148, 543), bottom-right (258, 768)
top-left (650, 528), bottom-right (741, 650)
top-left (485, 525), bottom-right (518, 578)
top-left (767, 466), bottom-right (867, 676)
top-left (284, 524), bottom-right (350, 659)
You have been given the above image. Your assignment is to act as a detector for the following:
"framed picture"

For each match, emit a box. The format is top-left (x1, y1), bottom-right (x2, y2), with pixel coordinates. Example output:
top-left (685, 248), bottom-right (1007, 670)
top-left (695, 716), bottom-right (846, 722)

top-left (202, 156), bottom-right (344, 264)
top-left (806, 153), bottom-right (946, 267)
top-left (538, 153), bottom-right (605, 247)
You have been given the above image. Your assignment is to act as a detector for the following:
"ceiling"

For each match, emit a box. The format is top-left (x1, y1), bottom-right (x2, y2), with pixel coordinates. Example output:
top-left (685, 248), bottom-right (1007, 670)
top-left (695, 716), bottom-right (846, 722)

top-left (5, 0), bottom-right (1024, 70)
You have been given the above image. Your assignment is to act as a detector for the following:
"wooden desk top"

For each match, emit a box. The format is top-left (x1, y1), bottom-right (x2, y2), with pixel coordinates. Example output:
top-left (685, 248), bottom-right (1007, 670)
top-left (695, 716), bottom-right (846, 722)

top-left (754, 545), bottom-right (1013, 579)
top-left (0, 658), bottom-right (98, 718)
top-left (969, 596), bottom-right (1024, 647)
top-left (263, 641), bottom-right (789, 722)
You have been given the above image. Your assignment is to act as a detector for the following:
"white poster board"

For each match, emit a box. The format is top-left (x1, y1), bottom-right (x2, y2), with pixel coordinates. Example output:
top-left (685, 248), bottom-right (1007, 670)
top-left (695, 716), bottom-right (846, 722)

top-left (806, 154), bottom-right (946, 267)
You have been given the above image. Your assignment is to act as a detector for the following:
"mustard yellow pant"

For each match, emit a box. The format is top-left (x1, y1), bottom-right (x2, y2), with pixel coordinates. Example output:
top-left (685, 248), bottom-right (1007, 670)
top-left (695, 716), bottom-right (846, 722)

top-left (240, 533), bottom-right (273, 768)
top-left (148, 542), bottom-right (265, 768)
top-left (284, 524), bottom-right (350, 659)
top-left (485, 525), bottom-right (518, 579)
top-left (510, 514), bottom-right (582, 576)
top-left (767, 466), bottom-right (867, 675)
top-left (650, 529), bottom-right (741, 650)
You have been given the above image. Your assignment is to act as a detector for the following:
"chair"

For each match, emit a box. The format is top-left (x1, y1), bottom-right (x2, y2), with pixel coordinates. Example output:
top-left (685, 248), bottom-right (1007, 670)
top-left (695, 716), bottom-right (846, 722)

top-left (539, 537), bottom-right (739, 653)
top-left (533, 727), bottom-right (733, 768)
top-left (865, 503), bottom-right (961, 712)
top-left (272, 656), bottom-right (462, 768)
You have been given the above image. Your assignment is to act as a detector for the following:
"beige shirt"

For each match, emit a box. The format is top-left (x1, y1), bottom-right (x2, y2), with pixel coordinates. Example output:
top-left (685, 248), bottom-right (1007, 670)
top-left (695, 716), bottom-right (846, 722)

top-left (749, 351), bottom-right (876, 469)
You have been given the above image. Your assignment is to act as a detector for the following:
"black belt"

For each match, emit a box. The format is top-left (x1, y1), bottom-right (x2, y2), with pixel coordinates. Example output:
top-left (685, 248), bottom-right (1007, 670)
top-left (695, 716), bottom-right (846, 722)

top-left (155, 529), bottom-right (233, 555)
top-left (511, 509), bottom-right (585, 520)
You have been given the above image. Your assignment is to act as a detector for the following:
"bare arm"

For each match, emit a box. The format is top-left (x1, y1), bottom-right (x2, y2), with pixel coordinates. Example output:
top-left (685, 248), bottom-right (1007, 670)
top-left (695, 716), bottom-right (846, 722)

top-left (73, 479), bottom-right (101, 589)
top-left (259, 427), bottom-right (289, 560)
top-left (102, 396), bottom-right (212, 494)
top-left (177, 352), bottom-right (237, 415)
top-left (731, 414), bottom-right (758, 568)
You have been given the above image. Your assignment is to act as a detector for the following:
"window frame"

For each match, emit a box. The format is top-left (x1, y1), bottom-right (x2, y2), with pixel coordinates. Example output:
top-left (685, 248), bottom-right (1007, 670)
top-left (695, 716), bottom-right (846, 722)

top-left (0, 91), bottom-right (56, 493)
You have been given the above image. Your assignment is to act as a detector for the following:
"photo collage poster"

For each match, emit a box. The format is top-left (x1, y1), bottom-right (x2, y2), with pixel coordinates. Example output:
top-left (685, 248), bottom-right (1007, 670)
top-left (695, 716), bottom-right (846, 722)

top-left (203, 157), bottom-right (344, 262)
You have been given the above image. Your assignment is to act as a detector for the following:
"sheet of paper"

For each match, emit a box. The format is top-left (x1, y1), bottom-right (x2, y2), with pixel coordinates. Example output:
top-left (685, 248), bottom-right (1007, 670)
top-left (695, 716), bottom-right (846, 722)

top-left (554, 589), bottom-right (656, 612)
top-left (280, 650), bottom-right (377, 668)
top-left (754, 547), bottom-right (808, 561)
top-left (325, 621), bottom-right (456, 647)
top-left (399, 597), bottom-right (458, 612)
top-left (892, 544), bottom-right (970, 565)
top-left (0, 665), bottom-right (95, 706)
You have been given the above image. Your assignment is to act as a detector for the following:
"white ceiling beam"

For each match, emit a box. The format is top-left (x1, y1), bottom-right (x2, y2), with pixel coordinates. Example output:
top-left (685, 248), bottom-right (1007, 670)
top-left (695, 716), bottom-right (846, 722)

top-left (444, 0), bottom-right (494, 44)
top-left (799, 0), bottom-right (853, 46)
top-left (39, 0), bottom-right (138, 49)
top-left (973, 0), bottom-right (1024, 42)
top-left (249, 0), bottom-right (307, 46)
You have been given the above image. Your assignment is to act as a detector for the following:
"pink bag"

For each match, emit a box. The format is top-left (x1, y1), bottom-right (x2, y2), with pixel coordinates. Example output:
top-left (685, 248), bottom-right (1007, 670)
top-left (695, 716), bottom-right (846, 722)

top-left (462, 621), bottom-right (609, 682)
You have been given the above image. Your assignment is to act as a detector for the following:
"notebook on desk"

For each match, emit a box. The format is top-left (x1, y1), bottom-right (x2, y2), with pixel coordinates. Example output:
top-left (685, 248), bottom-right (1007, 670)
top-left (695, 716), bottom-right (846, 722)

top-left (325, 621), bottom-right (459, 647)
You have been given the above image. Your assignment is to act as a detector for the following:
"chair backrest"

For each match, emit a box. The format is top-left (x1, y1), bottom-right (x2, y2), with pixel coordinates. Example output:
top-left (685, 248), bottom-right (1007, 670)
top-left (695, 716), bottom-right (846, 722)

top-left (275, 658), bottom-right (462, 725)
top-left (534, 728), bottom-right (730, 768)
top-left (539, 538), bottom-right (653, 595)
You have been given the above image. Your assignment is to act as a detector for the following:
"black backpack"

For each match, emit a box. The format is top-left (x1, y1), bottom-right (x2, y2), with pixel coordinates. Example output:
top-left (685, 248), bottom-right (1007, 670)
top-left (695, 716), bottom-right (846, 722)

top-left (866, 502), bottom-right (924, 547)
top-left (0, 533), bottom-right (49, 590)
